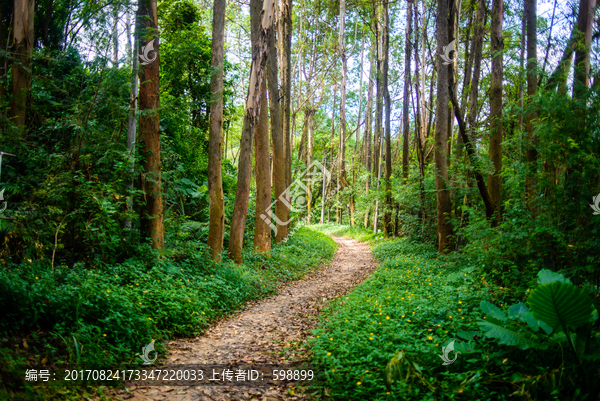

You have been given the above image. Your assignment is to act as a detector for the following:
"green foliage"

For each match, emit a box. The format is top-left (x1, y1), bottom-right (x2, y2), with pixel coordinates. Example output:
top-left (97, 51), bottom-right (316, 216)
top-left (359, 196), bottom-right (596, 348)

top-left (0, 228), bottom-right (336, 397)
top-left (308, 225), bottom-right (600, 400)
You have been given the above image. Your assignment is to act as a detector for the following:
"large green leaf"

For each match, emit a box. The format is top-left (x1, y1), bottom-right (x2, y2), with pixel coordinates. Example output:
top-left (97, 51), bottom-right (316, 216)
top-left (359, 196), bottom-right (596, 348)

top-left (537, 269), bottom-right (572, 285)
top-left (527, 281), bottom-right (594, 329)
top-left (478, 317), bottom-right (544, 350)
top-left (480, 301), bottom-right (507, 322)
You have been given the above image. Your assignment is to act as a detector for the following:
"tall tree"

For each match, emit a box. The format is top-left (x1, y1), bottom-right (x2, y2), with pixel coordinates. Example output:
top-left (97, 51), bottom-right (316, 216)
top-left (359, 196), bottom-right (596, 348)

top-left (338, 0), bottom-right (349, 190)
top-left (138, 0), bottom-right (164, 250)
top-left (402, 0), bottom-right (412, 182)
top-left (573, 0), bottom-right (596, 97)
top-left (268, 13), bottom-right (286, 243)
top-left (382, 0), bottom-right (392, 235)
top-left (229, 0), bottom-right (276, 263)
top-left (124, 10), bottom-right (139, 230)
top-left (254, 86), bottom-right (270, 252)
top-left (280, 0), bottom-right (293, 222)
top-left (434, 0), bottom-right (453, 252)
top-left (207, 0), bottom-right (227, 258)
top-left (10, 0), bottom-right (35, 132)
top-left (525, 0), bottom-right (538, 215)
top-left (489, 0), bottom-right (503, 224)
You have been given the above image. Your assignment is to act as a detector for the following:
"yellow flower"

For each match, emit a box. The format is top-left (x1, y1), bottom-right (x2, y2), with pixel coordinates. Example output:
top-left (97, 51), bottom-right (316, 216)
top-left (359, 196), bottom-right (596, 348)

top-left (369, 337), bottom-right (373, 340)
top-left (365, 370), bottom-right (369, 373)
top-left (428, 336), bottom-right (433, 340)
top-left (330, 338), bottom-right (333, 341)
top-left (449, 316), bottom-right (453, 319)
top-left (386, 316), bottom-right (390, 320)
top-left (35, 277), bottom-right (38, 280)
top-left (107, 290), bottom-right (110, 293)
top-left (332, 369), bottom-right (335, 372)
top-left (103, 334), bottom-right (107, 337)
top-left (407, 319), bottom-right (411, 322)
top-left (357, 382), bottom-right (362, 385)
top-left (327, 352), bottom-right (331, 356)
top-left (148, 317), bottom-right (152, 320)
top-left (458, 301), bottom-right (462, 304)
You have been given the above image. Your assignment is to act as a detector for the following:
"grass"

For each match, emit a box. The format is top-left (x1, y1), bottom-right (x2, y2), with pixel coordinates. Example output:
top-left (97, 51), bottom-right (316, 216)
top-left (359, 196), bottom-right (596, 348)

top-left (0, 226), bottom-right (337, 400)
top-left (306, 224), bottom-right (518, 401)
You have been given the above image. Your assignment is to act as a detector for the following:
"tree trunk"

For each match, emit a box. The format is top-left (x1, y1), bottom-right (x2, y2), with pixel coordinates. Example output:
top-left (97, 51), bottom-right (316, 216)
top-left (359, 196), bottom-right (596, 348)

top-left (435, 0), bottom-right (453, 253)
top-left (338, 0), bottom-right (349, 189)
top-left (138, 0), bottom-right (164, 250)
top-left (573, 0), bottom-right (596, 97)
top-left (267, 17), bottom-right (287, 243)
top-left (124, 9), bottom-right (139, 230)
top-left (207, 0), bottom-right (227, 258)
top-left (254, 85), bottom-right (271, 252)
top-left (364, 43), bottom-right (375, 185)
top-left (402, 0), bottom-right (412, 182)
top-left (382, 0), bottom-right (392, 236)
top-left (10, 0), bottom-right (35, 132)
top-left (489, 0), bottom-right (503, 224)
top-left (306, 108), bottom-right (314, 223)
top-left (525, 0), bottom-right (538, 215)
top-left (467, 0), bottom-right (485, 132)
top-left (281, 0), bottom-right (292, 216)
top-left (229, 0), bottom-right (275, 264)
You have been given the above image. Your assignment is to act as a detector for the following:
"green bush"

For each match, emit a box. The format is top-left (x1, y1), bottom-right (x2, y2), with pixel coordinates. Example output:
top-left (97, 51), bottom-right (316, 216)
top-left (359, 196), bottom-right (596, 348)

top-left (0, 228), bottom-right (336, 386)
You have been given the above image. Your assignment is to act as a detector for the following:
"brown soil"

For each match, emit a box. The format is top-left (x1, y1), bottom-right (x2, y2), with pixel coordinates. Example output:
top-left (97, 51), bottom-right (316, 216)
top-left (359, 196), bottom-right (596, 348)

top-left (114, 236), bottom-right (375, 401)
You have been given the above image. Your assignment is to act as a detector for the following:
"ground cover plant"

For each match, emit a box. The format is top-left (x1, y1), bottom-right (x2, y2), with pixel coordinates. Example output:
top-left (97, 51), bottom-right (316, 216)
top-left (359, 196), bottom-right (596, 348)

top-left (0, 227), bottom-right (336, 400)
top-left (307, 224), bottom-right (600, 401)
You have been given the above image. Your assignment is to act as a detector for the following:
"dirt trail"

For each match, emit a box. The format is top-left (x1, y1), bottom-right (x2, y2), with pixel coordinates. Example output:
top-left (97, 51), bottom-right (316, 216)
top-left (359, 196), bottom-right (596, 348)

top-left (115, 236), bottom-right (375, 401)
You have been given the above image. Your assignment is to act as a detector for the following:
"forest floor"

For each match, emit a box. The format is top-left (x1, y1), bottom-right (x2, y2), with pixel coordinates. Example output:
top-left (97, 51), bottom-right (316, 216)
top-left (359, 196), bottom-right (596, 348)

top-left (112, 236), bottom-right (376, 401)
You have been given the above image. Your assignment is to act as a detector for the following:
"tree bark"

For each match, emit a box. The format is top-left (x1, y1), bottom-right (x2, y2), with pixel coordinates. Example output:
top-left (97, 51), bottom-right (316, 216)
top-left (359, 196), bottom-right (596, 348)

top-left (434, 0), bottom-right (453, 253)
top-left (10, 0), bottom-right (35, 132)
top-left (573, 0), bottom-right (596, 97)
top-left (267, 16), bottom-right (287, 243)
top-left (467, 0), bottom-right (485, 132)
top-left (382, 0), bottom-right (392, 236)
top-left (402, 0), bottom-right (412, 182)
top-left (207, 0), bottom-right (227, 258)
top-left (281, 0), bottom-right (292, 215)
top-left (138, 0), bottom-right (164, 250)
top-left (489, 0), bottom-right (503, 224)
top-left (525, 0), bottom-right (538, 215)
top-left (123, 9), bottom-right (139, 230)
top-left (338, 0), bottom-right (349, 189)
top-left (229, 0), bottom-right (276, 264)
top-left (254, 84), bottom-right (271, 252)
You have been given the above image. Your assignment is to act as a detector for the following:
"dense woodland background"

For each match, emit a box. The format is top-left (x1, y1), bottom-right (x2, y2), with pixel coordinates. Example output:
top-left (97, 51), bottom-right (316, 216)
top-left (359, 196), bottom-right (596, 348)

top-left (0, 0), bottom-right (600, 399)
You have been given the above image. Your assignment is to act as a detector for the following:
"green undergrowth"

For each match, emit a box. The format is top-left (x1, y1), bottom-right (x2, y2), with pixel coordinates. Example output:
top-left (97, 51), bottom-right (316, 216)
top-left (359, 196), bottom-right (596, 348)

top-left (306, 224), bottom-right (598, 401)
top-left (0, 227), bottom-right (336, 400)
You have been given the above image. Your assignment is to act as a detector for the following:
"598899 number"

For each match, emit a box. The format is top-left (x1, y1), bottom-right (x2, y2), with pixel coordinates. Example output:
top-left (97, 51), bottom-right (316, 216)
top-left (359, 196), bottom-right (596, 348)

top-left (272, 370), bottom-right (313, 381)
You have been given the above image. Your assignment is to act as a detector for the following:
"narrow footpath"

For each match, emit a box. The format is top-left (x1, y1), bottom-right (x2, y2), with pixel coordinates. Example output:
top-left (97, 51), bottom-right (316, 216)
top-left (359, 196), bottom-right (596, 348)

top-left (115, 236), bottom-right (375, 401)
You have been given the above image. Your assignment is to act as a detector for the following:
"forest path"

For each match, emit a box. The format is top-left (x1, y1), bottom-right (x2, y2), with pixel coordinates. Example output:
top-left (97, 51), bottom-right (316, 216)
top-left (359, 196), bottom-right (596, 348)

top-left (115, 236), bottom-right (376, 401)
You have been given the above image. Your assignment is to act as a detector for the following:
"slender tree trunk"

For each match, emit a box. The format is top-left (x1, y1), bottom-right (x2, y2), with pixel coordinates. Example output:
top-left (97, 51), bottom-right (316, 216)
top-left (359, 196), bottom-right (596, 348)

top-left (382, 0), bottom-right (392, 236)
top-left (435, 0), bottom-right (453, 253)
top-left (306, 108), bottom-right (314, 223)
top-left (402, 0), bottom-right (412, 182)
top-left (573, 0), bottom-right (596, 97)
top-left (138, 0), bottom-right (164, 250)
top-left (320, 155), bottom-right (327, 223)
top-left (489, 0), bottom-right (503, 224)
top-left (518, 8), bottom-right (526, 130)
top-left (413, 0), bottom-right (427, 233)
top-left (124, 10), bottom-right (139, 230)
top-left (281, 0), bottom-right (293, 216)
top-left (207, 0), bottom-right (227, 258)
top-left (112, 4), bottom-right (119, 66)
top-left (338, 0), bottom-right (349, 189)
top-left (267, 17), bottom-right (287, 243)
top-left (525, 0), bottom-right (538, 215)
top-left (229, 0), bottom-right (276, 264)
top-left (364, 44), bottom-right (375, 183)
top-left (254, 85), bottom-right (271, 252)
top-left (10, 0), bottom-right (35, 132)
top-left (468, 0), bottom-right (485, 132)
